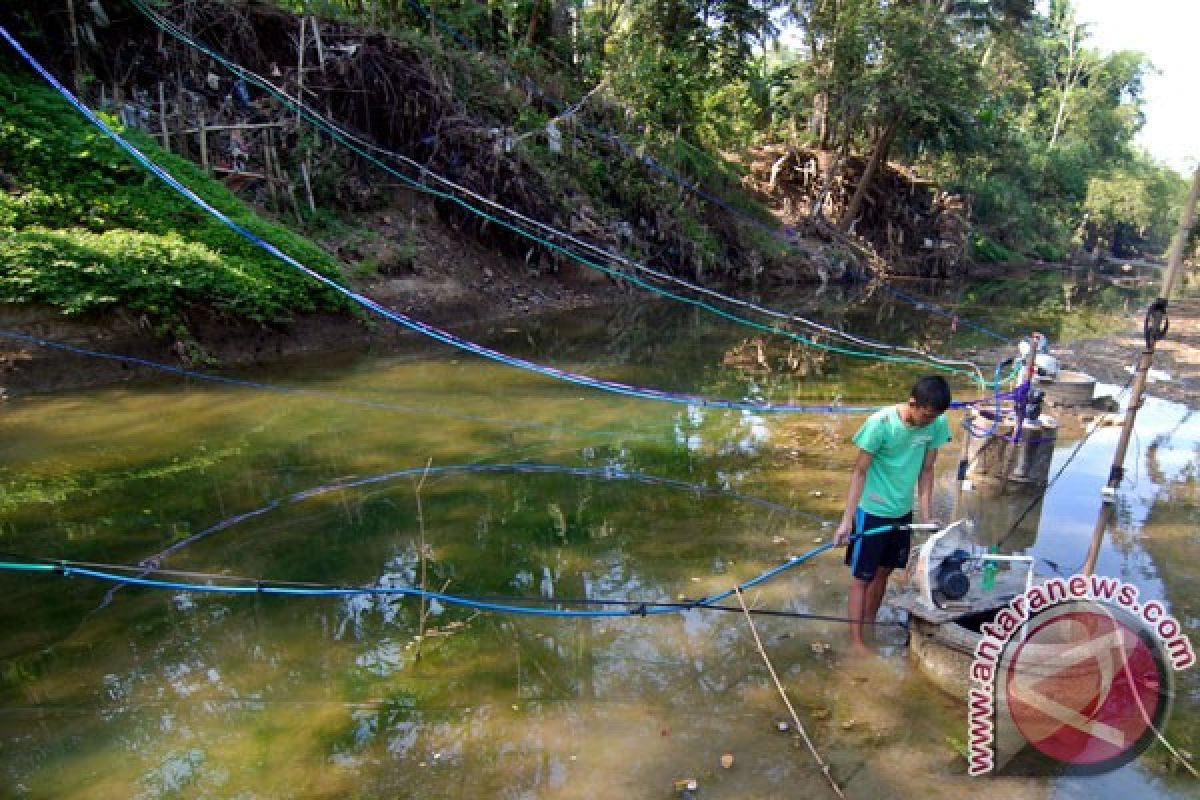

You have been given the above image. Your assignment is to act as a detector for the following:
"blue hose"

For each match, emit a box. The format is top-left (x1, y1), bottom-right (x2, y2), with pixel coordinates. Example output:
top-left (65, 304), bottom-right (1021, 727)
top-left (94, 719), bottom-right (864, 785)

top-left (0, 525), bottom-right (898, 619)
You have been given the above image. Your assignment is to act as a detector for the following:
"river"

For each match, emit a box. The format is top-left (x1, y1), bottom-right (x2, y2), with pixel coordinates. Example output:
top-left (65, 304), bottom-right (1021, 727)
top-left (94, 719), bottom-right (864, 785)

top-left (0, 277), bottom-right (1195, 798)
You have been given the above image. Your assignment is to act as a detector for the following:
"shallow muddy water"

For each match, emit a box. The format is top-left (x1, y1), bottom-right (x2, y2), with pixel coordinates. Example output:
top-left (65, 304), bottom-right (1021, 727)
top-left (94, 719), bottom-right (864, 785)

top-left (0, 279), bottom-right (1195, 798)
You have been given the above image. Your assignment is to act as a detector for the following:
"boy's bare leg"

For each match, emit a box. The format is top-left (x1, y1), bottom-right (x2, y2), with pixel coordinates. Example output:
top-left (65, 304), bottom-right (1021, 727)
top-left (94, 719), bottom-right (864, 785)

top-left (847, 577), bottom-right (873, 657)
top-left (864, 567), bottom-right (893, 639)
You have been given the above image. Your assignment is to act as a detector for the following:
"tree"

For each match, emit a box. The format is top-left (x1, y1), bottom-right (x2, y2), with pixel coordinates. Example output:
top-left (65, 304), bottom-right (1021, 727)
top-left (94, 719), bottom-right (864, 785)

top-left (1085, 154), bottom-right (1189, 256)
top-left (603, 0), bottom-right (780, 141)
top-left (838, 3), bottom-right (980, 230)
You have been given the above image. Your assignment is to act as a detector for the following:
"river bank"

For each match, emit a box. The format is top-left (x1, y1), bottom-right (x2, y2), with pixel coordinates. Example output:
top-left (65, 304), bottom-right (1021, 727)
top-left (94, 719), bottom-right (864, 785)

top-left (1047, 295), bottom-right (1198, 406)
top-left (0, 240), bottom-right (622, 396)
top-left (4, 282), bottom-right (1198, 403)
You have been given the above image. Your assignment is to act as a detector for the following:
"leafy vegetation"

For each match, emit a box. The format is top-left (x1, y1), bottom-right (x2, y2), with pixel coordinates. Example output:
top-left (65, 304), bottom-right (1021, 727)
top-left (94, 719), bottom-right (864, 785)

top-left (0, 69), bottom-right (348, 336)
top-left (2, 0), bottom-right (1195, 341)
top-left (321, 0), bottom-right (1192, 261)
top-left (969, 233), bottom-right (1020, 264)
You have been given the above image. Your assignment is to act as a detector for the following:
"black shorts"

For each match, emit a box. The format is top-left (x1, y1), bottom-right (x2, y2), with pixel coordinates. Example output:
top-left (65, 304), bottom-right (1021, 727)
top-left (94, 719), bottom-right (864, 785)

top-left (844, 508), bottom-right (912, 582)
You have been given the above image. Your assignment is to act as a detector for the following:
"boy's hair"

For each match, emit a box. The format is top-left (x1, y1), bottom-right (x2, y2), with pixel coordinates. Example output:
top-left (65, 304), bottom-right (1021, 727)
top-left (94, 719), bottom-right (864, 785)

top-left (910, 375), bottom-right (952, 412)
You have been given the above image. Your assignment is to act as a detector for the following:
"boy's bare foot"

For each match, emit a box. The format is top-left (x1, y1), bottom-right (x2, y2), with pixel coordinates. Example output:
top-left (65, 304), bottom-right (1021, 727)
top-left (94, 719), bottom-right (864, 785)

top-left (846, 642), bottom-right (875, 660)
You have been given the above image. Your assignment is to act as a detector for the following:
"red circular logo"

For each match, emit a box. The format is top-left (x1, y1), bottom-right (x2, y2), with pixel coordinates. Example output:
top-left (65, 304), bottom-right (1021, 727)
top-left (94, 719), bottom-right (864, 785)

top-left (1004, 605), bottom-right (1169, 769)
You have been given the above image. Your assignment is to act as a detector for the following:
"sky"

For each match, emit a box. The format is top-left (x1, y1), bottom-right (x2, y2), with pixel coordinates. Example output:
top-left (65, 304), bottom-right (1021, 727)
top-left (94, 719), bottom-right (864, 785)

top-left (1074, 0), bottom-right (1198, 175)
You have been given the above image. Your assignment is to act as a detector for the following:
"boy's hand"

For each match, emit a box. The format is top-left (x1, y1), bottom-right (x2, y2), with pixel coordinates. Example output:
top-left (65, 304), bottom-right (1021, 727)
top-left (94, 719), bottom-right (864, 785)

top-left (833, 521), bottom-right (854, 546)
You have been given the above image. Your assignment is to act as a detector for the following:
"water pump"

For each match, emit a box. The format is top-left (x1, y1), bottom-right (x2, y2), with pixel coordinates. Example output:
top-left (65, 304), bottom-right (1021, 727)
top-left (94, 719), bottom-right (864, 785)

top-left (934, 549), bottom-right (971, 600)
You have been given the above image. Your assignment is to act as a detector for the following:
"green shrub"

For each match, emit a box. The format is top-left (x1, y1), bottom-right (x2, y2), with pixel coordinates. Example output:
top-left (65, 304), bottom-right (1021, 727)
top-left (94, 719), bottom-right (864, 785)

top-left (1031, 241), bottom-right (1067, 262)
top-left (969, 233), bottom-right (1020, 264)
top-left (0, 69), bottom-right (349, 333)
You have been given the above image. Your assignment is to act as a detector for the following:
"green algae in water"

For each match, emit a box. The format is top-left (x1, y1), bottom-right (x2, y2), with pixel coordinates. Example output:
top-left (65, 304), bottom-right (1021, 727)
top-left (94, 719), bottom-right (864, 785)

top-left (0, 284), bottom-right (1195, 798)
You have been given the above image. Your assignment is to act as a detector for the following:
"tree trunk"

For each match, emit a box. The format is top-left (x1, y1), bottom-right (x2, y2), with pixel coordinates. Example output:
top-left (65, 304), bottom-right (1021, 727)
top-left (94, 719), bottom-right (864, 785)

top-left (839, 118), bottom-right (898, 233)
top-left (811, 91), bottom-right (829, 148)
top-left (1050, 19), bottom-right (1086, 147)
top-left (811, 117), bottom-right (856, 222)
top-left (524, 0), bottom-right (542, 49)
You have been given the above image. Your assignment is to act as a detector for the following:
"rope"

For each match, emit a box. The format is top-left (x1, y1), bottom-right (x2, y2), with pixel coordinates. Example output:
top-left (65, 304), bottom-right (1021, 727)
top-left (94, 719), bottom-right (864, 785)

top-left (1093, 600), bottom-right (1199, 778)
top-left (733, 587), bottom-right (847, 798)
top-left (127, 0), bottom-right (996, 385)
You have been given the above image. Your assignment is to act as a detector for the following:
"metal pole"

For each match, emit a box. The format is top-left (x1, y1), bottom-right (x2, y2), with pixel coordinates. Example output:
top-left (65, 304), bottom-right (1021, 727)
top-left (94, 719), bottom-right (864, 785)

top-left (1083, 166), bottom-right (1200, 575)
top-left (999, 331), bottom-right (1040, 495)
top-left (953, 414), bottom-right (972, 518)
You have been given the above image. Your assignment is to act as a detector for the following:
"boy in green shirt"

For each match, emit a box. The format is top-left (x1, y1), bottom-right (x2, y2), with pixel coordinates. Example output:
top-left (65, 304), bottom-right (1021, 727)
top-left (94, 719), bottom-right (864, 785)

top-left (833, 376), bottom-right (952, 657)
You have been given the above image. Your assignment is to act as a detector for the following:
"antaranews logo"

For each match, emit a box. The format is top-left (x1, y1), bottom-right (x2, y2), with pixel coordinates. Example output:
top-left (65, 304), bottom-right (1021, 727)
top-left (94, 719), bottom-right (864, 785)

top-left (967, 574), bottom-right (1195, 776)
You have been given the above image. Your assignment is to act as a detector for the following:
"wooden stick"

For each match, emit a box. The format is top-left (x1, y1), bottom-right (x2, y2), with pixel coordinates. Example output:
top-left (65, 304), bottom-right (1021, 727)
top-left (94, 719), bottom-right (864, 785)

top-left (733, 587), bottom-right (847, 800)
top-left (286, 181), bottom-right (303, 223)
top-left (171, 121), bottom-right (287, 135)
top-left (263, 131), bottom-right (279, 206)
top-left (275, 152), bottom-right (302, 223)
top-left (157, 82), bottom-right (170, 150)
top-left (175, 71), bottom-right (187, 158)
top-left (66, 0), bottom-right (82, 91)
top-left (296, 16), bottom-right (306, 126)
top-left (198, 114), bottom-right (209, 171)
top-left (311, 16), bottom-right (325, 70)
top-left (212, 168), bottom-right (267, 179)
top-left (300, 160), bottom-right (316, 213)
top-left (413, 458), bottom-right (433, 661)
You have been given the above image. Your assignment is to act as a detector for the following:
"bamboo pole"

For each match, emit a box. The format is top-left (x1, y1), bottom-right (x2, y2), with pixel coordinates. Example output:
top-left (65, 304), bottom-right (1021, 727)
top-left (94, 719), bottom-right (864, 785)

top-left (286, 179), bottom-right (303, 223)
top-left (1082, 165), bottom-right (1200, 575)
top-left (212, 168), bottom-right (267, 179)
top-left (413, 459), bottom-right (431, 661)
top-left (271, 145), bottom-right (302, 223)
top-left (952, 413), bottom-right (973, 519)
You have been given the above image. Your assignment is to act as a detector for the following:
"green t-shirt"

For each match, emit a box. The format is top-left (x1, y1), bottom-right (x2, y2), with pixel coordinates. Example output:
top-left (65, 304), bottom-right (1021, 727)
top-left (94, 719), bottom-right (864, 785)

top-left (852, 405), bottom-right (952, 517)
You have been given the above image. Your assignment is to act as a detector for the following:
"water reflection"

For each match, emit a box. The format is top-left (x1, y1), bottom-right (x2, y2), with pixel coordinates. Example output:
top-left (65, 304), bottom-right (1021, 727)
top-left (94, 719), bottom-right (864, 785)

top-left (0, 282), bottom-right (1195, 798)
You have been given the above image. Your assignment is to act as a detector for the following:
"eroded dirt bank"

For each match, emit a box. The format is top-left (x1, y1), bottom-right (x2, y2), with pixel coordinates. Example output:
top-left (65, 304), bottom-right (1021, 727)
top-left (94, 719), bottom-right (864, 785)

top-left (0, 244), bottom-right (621, 396)
top-left (3, 275), bottom-right (1197, 402)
